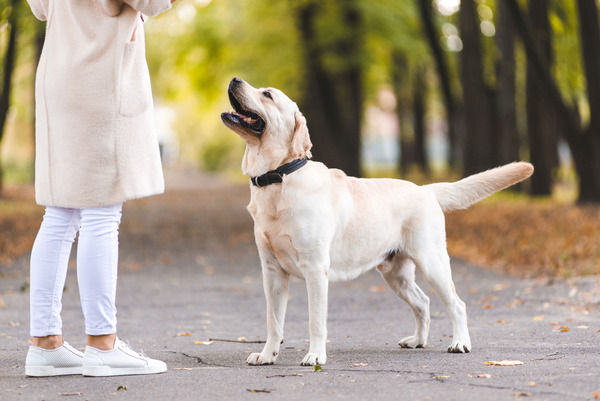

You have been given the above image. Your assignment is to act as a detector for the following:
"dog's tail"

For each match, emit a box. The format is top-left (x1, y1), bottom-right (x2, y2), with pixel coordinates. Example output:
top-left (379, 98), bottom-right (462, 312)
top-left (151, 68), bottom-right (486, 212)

top-left (425, 162), bottom-right (534, 212)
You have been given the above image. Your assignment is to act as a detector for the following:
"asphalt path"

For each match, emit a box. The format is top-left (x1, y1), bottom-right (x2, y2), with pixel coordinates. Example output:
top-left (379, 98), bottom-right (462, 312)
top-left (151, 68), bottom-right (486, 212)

top-left (1, 169), bottom-right (599, 400)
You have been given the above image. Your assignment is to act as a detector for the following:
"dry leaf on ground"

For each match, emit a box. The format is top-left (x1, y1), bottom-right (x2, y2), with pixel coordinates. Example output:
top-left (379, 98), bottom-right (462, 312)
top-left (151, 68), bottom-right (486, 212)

top-left (484, 360), bottom-right (524, 366)
top-left (194, 340), bottom-right (214, 345)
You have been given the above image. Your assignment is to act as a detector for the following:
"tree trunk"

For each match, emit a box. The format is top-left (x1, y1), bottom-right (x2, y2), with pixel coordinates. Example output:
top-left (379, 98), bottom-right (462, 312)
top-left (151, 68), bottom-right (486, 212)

top-left (495, 0), bottom-right (520, 165)
top-left (416, 0), bottom-right (459, 168)
top-left (459, 0), bottom-right (495, 175)
top-left (575, 0), bottom-right (600, 202)
top-left (413, 68), bottom-right (428, 173)
top-left (526, 0), bottom-right (558, 196)
top-left (0, 0), bottom-right (20, 195)
top-left (391, 51), bottom-right (414, 174)
top-left (505, 0), bottom-right (600, 202)
top-left (295, 1), bottom-right (363, 177)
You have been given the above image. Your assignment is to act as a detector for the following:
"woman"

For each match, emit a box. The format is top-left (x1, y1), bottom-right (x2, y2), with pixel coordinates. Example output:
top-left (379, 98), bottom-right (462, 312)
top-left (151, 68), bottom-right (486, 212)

top-left (25, 0), bottom-right (174, 377)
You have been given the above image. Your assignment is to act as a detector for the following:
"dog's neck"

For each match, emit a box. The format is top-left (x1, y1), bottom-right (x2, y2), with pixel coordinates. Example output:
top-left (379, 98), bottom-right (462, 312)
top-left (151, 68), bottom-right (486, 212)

top-left (242, 145), bottom-right (308, 178)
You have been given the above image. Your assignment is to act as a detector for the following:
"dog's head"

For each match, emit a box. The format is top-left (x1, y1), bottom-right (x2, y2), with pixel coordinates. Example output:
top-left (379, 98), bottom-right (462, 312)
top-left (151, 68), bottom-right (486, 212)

top-left (221, 78), bottom-right (312, 175)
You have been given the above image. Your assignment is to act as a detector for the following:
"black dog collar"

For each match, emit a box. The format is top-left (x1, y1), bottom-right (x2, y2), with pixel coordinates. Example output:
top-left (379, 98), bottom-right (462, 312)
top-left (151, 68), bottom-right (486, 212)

top-left (251, 157), bottom-right (309, 187)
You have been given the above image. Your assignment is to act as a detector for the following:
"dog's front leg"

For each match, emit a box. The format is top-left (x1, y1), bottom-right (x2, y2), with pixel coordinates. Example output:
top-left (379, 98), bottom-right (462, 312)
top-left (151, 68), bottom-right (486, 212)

top-left (301, 269), bottom-right (329, 366)
top-left (247, 262), bottom-right (290, 365)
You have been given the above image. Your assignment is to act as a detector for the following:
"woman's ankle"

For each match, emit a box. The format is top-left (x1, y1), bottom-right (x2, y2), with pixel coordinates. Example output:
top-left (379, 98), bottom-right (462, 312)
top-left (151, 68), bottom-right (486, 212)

top-left (30, 335), bottom-right (63, 350)
top-left (87, 333), bottom-right (117, 350)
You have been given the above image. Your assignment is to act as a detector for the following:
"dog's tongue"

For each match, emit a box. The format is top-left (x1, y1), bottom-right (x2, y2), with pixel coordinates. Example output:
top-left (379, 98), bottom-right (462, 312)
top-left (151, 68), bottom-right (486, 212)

top-left (233, 112), bottom-right (257, 124)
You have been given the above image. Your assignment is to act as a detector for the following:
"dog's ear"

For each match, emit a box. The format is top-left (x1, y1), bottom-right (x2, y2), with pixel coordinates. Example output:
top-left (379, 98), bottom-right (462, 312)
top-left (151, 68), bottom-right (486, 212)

top-left (291, 111), bottom-right (312, 159)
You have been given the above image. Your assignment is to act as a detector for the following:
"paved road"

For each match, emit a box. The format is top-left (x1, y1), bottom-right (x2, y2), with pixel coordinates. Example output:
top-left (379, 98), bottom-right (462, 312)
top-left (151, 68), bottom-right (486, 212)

top-left (1, 170), bottom-right (599, 400)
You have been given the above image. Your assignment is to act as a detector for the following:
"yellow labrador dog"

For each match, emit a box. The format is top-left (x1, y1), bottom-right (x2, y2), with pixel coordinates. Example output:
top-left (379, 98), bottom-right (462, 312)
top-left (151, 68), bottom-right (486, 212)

top-left (221, 77), bottom-right (533, 366)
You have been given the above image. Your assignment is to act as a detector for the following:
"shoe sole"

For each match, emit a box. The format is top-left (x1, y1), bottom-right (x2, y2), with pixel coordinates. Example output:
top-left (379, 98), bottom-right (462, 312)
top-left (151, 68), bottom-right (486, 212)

top-left (82, 365), bottom-right (167, 377)
top-left (26, 366), bottom-right (83, 377)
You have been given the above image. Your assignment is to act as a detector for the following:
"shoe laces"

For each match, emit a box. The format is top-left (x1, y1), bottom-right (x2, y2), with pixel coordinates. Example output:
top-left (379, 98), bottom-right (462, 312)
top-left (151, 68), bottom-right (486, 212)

top-left (118, 339), bottom-right (147, 359)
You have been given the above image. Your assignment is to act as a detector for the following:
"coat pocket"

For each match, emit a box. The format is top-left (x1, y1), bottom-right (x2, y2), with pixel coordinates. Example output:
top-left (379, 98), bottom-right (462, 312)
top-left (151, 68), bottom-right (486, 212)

top-left (119, 40), bottom-right (152, 117)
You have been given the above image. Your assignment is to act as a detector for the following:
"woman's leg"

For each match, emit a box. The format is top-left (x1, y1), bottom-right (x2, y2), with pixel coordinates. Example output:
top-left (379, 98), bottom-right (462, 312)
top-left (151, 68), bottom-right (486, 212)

top-left (29, 206), bottom-right (80, 348)
top-left (76, 203), bottom-right (123, 349)
top-left (78, 203), bottom-right (167, 376)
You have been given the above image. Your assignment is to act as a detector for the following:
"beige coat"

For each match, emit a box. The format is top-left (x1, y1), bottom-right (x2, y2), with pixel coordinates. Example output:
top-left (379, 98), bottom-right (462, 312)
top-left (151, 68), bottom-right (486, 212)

top-left (27, 0), bottom-right (171, 208)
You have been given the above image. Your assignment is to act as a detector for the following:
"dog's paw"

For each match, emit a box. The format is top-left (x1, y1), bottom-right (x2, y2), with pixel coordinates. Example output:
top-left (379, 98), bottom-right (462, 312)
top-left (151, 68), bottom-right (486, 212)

top-left (398, 336), bottom-right (425, 349)
top-left (247, 351), bottom-right (277, 365)
top-left (300, 352), bottom-right (326, 366)
top-left (447, 340), bottom-right (471, 353)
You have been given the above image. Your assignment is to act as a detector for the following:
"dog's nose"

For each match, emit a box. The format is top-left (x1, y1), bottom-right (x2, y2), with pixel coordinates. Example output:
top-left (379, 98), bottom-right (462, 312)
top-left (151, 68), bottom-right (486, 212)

top-left (231, 77), bottom-right (243, 86)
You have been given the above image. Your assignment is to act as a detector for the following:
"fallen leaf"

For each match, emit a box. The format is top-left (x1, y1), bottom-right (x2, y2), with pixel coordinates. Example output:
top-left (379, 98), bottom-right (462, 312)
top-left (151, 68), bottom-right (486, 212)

top-left (266, 373), bottom-right (303, 378)
top-left (194, 340), bottom-right (214, 345)
top-left (533, 315), bottom-right (545, 321)
top-left (484, 360), bottom-right (524, 366)
top-left (0, 297), bottom-right (5, 307)
top-left (592, 391), bottom-right (600, 399)
top-left (8, 321), bottom-right (21, 327)
top-left (596, 329), bottom-right (600, 333)
top-left (313, 364), bottom-right (322, 372)
top-left (369, 285), bottom-right (386, 293)
top-left (351, 362), bottom-right (368, 367)
top-left (237, 336), bottom-right (247, 342)
top-left (246, 389), bottom-right (272, 394)
top-left (476, 373), bottom-right (491, 379)
top-left (549, 321), bottom-right (559, 326)
top-left (434, 375), bottom-right (450, 380)
top-left (483, 304), bottom-right (493, 309)
top-left (553, 325), bottom-right (570, 332)
top-left (528, 381), bottom-right (536, 387)
top-left (176, 332), bottom-right (191, 337)
top-left (576, 325), bottom-right (588, 329)
top-left (117, 385), bottom-right (127, 391)
top-left (513, 392), bottom-right (531, 397)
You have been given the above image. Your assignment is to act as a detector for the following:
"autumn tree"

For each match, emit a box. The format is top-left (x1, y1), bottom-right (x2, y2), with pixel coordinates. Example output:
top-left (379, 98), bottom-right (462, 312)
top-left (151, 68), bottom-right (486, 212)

top-left (526, 0), bottom-right (558, 196)
top-left (294, 0), bottom-right (363, 177)
top-left (458, 0), bottom-right (496, 175)
top-left (494, 0), bottom-right (520, 166)
top-left (0, 0), bottom-right (20, 193)
top-left (506, 0), bottom-right (600, 202)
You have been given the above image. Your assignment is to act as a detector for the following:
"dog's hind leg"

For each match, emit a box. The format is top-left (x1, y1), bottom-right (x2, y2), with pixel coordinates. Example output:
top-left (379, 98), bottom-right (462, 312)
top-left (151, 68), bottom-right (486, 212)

top-left (247, 251), bottom-right (290, 365)
top-left (377, 256), bottom-right (430, 348)
top-left (413, 250), bottom-right (471, 353)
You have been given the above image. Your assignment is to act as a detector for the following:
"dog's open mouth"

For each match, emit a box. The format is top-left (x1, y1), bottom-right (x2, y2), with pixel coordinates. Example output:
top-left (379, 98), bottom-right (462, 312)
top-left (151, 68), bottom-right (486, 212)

top-left (221, 90), bottom-right (266, 134)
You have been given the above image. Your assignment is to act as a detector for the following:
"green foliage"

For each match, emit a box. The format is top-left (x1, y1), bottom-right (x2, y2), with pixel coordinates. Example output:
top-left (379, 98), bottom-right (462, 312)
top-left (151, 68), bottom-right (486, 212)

top-left (0, 0), bottom-right (594, 183)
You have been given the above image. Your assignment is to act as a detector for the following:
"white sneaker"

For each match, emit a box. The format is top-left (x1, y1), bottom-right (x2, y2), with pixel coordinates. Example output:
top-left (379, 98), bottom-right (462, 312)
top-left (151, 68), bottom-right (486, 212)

top-left (25, 341), bottom-right (84, 376)
top-left (82, 338), bottom-right (167, 376)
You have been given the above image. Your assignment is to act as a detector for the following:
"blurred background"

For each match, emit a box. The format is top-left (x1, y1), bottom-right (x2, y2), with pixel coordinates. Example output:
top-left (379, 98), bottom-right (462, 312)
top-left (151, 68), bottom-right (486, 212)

top-left (1, 0), bottom-right (599, 200)
top-left (0, 0), bottom-right (599, 276)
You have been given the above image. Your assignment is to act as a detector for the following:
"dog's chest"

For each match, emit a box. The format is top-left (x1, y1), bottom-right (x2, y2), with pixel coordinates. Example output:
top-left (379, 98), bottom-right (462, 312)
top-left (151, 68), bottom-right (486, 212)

top-left (248, 195), bottom-right (305, 277)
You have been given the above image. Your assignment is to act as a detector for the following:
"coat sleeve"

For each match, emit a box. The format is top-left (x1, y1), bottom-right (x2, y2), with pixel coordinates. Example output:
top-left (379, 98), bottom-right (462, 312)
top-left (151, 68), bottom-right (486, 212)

top-left (26, 0), bottom-right (49, 21)
top-left (122, 0), bottom-right (172, 17)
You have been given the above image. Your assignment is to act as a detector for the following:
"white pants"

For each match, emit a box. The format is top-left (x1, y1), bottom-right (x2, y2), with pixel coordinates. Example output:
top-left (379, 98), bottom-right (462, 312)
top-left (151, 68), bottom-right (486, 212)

top-left (29, 203), bottom-right (123, 337)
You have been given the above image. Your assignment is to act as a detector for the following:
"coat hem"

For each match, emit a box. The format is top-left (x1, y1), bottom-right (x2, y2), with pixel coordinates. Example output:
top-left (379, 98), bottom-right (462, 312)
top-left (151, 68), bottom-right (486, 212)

top-left (35, 187), bottom-right (165, 209)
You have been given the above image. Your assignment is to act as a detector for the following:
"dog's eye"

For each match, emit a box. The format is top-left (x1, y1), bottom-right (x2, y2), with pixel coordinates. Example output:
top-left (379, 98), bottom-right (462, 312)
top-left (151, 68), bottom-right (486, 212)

top-left (263, 91), bottom-right (272, 99)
